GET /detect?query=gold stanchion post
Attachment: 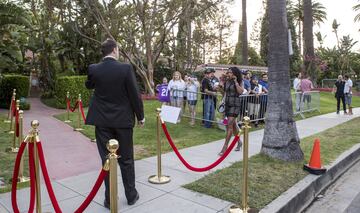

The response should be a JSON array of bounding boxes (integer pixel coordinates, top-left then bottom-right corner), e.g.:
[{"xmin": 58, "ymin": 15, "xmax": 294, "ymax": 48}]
[
  {"xmin": 4, "ymin": 89, "xmax": 16, "ymax": 123},
  {"xmin": 29, "ymin": 120, "xmax": 42, "ymax": 213},
  {"xmin": 107, "ymin": 139, "xmax": 119, "ymax": 213},
  {"xmin": 148, "ymin": 108, "xmax": 170, "ymax": 184},
  {"xmin": 18, "ymin": 110, "xmax": 30, "ymax": 183},
  {"xmin": 74, "ymin": 94, "xmax": 83, "ymax": 131},
  {"xmin": 65, "ymin": 91, "xmax": 71, "ymax": 123},
  {"xmin": 7, "ymin": 100, "xmax": 20, "ymax": 153},
  {"xmin": 229, "ymin": 116, "xmax": 257, "ymax": 213},
  {"xmin": 8, "ymin": 90, "xmax": 16, "ymax": 133}
]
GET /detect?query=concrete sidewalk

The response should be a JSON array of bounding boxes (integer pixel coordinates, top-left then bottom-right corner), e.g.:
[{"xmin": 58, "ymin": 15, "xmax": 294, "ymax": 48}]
[{"xmin": 0, "ymin": 106, "xmax": 359, "ymax": 212}]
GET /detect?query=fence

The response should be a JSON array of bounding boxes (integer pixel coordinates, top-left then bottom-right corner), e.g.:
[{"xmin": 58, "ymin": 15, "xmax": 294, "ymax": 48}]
[
  {"xmin": 321, "ymin": 79, "xmax": 337, "ymax": 88},
  {"xmin": 321, "ymin": 78, "xmax": 360, "ymax": 91},
  {"xmin": 293, "ymin": 91, "xmax": 320, "ymax": 118},
  {"xmin": 170, "ymin": 89, "xmax": 320, "ymax": 128}
]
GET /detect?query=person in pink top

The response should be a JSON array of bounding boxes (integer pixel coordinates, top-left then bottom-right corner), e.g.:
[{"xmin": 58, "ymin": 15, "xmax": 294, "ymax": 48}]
[{"xmin": 300, "ymin": 74, "xmax": 314, "ymax": 109}]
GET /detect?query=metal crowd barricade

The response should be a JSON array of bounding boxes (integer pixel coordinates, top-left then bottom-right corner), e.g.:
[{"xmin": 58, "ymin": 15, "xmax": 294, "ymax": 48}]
[
  {"xmin": 171, "ymin": 89, "xmax": 269, "ymax": 126},
  {"xmin": 171, "ymin": 89, "xmax": 223, "ymax": 124},
  {"xmin": 170, "ymin": 89, "xmax": 320, "ymax": 127},
  {"xmin": 321, "ymin": 79, "xmax": 337, "ymax": 88},
  {"xmin": 293, "ymin": 91, "xmax": 320, "ymax": 118}
]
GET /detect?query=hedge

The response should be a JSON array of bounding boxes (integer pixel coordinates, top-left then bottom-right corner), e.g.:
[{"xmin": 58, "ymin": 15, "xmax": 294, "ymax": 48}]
[
  {"xmin": 54, "ymin": 76, "xmax": 92, "ymax": 108},
  {"xmin": 0, "ymin": 75, "xmax": 30, "ymax": 108}
]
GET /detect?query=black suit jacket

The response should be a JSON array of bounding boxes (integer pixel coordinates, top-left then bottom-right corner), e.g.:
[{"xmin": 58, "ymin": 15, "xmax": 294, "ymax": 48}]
[{"xmin": 85, "ymin": 57, "xmax": 144, "ymax": 128}]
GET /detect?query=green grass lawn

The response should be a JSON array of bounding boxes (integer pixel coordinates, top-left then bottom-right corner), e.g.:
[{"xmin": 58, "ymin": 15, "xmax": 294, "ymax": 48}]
[
  {"xmin": 54, "ymin": 100, "xmax": 225, "ymax": 160},
  {"xmin": 184, "ymin": 117, "xmax": 360, "ymax": 210},
  {"xmin": 0, "ymin": 114, "xmax": 29, "ymax": 193}
]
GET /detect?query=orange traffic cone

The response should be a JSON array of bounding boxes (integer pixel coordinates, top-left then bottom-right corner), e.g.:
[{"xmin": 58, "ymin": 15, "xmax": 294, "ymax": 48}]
[{"xmin": 303, "ymin": 138, "xmax": 327, "ymax": 175}]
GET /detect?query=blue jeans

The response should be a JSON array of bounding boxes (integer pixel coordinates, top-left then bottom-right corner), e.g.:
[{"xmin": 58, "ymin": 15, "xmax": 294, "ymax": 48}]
[{"xmin": 204, "ymin": 98, "xmax": 214, "ymax": 128}]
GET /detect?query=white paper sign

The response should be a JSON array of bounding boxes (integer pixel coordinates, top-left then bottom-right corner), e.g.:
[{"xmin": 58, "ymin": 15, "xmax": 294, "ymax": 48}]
[{"xmin": 160, "ymin": 105, "xmax": 181, "ymax": 124}]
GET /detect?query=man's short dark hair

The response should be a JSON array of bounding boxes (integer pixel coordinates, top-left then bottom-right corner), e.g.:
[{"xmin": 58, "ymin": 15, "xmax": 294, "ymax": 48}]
[
  {"xmin": 101, "ymin": 39, "xmax": 117, "ymax": 57},
  {"xmin": 344, "ymin": 74, "xmax": 349, "ymax": 79},
  {"xmin": 261, "ymin": 73, "xmax": 268, "ymax": 77}
]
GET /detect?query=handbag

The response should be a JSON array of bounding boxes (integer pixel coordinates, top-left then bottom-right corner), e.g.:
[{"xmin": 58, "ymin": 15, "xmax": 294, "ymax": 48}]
[{"xmin": 217, "ymin": 95, "xmax": 226, "ymax": 113}]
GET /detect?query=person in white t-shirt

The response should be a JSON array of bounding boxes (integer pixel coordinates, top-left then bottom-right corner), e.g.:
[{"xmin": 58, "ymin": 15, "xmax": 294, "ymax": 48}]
[
  {"xmin": 293, "ymin": 72, "xmax": 302, "ymax": 111},
  {"xmin": 344, "ymin": 75, "xmax": 353, "ymax": 115},
  {"xmin": 186, "ymin": 76, "xmax": 200, "ymax": 126},
  {"xmin": 248, "ymin": 76, "xmax": 263, "ymax": 127},
  {"xmin": 168, "ymin": 71, "xmax": 186, "ymax": 117}
]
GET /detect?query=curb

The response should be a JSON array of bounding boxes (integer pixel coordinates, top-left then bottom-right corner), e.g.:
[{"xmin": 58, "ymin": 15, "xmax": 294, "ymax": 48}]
[{"xmin": 260, "ymin": 143, "xmax": 360, "ymax": 213}]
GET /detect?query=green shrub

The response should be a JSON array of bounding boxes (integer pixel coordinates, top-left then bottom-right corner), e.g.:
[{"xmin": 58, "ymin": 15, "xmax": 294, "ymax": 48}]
[
  {"xmin": 20, "ymin": 102, "xmax": 31, "ymax": 110},
  {"xmin": 0, "ymin": 75, "xmax": 30, "ymax": 108},
  {"xmin": 54, "ymin": 76, "xmax": 92, "ymax": 108}
]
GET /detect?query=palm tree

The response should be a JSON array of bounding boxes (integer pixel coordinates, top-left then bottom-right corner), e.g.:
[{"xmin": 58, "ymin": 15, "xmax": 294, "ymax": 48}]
[
  {"xmin": 261, "ymin": 0, "xmax": 303, "ymax": 161},
  {"xmin": 241, "ymin": 0, "xmax": 248, "ymax": 65},
  {"xmin": 0, "ymin": 2, "xmax": 31, "ymax": 28},
  {"xmin": 288, "ymin": 0, "xmax": 327, "ymax": 54},
  {"xmin": 303, "ymin": 0, "xmax": 316, "ymax": 82},
  {"xmin": 353, "ymin": 1, "xmax": 360, "ymax": 22}
]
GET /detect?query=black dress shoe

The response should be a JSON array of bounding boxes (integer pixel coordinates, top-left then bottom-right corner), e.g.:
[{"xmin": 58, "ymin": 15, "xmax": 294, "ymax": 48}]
[
  {"xmin": 128, "ymin": 193, "xmax": 139, "ymax": 205},
  {"xmin": 104, "ymin": 199, "xmax": 110, "ymax": 209}
]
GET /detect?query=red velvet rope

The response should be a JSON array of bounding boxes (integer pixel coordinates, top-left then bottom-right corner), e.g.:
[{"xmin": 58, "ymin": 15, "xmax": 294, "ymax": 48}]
[
  {"xmin": 12, "ymin": 100, "xmax": 16, "ymax": 116},
  {"xmin": 12, "ymin": 140, "xmax": 107, "ymax": 213},
  {"xmin": 28, "ymin": 143, "xmax": 36, "ymax": 213},
  {"xmin": 161, "ymin": 122, "xmax": 240, "ymax": 172},
  {"xmin": 11, "ymin": 142, "xmax": 27, "ymax": 213},
  {"xmin": 74, "ymin": 169, "xmax": 108, "ymax": 213},
  {"xmin": 15, "ymin": 109, "xmax": 19, "ymax": 137},
  {"xmin": 79, "ymin": 101, "xmax": 86, "ymax": 123},
  {"xmin": 36, "ymin": 142, "xmax": 62, "ymax": 213},
  {"xmin": 67, "ymin": 99, "xmax": 79, "ymax": 113}
]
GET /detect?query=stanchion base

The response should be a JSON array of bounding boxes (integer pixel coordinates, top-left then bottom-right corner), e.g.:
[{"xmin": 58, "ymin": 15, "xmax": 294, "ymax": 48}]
[
  {"xmin": 8, "ymin": 130, "xmax": 14, "ymax": 134},
  {"xmin": 3, "ymin": 120, "xmax": 11, "ymax": 123},
  {"xmin": 17, "ymin": 176, "xmax": 30, "ymax": 183},
  {"xmin": 91, "ymin": 139, "xmax": 96, "ymax": 143},
  {"xmin": 229, "ymin": 206, "xmax": 259, "ymax": 213},
  {"xmin": 148, "ymin": 175, "xmax": 171, "ymax": 184},
  {"xmin": 74, "ymin": 128, "xmax": 84, "ymax": 131},
  {"xmin": 64, "ymin": 120, "xmax": 72, "ymax": 123},
  {"xmin": 6, "ymin": 147, "xmax": 19, "ymax": 153}
]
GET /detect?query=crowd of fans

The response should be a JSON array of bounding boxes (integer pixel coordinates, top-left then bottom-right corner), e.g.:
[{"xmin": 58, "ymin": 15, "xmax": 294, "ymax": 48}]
[
  {"xmin": 155, "ymin": 67, "xmax": 354, "ymax": 155},
  {"xmin": 155, "ymin": 68, "xmax": 271, "ymax": 128}
]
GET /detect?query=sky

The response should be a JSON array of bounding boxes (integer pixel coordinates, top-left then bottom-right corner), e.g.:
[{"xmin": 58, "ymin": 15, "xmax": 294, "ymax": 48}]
[{"xmin": 228, "ymin": 0, "xmax": 360, "ymax": 51}]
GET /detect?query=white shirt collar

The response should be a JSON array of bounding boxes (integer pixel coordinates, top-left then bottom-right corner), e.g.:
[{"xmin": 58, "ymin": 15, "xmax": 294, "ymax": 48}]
[{"xmin": 103, "ymin": 55, "xmax": 117, "ymax": 60}]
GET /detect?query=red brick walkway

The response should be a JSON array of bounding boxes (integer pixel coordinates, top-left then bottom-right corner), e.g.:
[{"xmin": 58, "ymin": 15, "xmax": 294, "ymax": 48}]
[{"xmin": 20, "ymin": 98, "xmax": 101, "ymax": 180}]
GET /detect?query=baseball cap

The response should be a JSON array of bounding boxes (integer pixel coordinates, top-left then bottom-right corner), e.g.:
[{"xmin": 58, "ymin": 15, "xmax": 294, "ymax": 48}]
[
  {"xmin": 241, "ymin": 69, "xmax": 249, "ymax": 75},
  {"xmin": 204, "ymin": 69, "xmax": 212, "ymax": 74}
]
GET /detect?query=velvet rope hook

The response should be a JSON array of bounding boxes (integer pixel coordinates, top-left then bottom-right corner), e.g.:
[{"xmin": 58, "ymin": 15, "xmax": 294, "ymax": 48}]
[{"xmin": 161, "ymin": 122, "xmax": 240, "ymax": 172}]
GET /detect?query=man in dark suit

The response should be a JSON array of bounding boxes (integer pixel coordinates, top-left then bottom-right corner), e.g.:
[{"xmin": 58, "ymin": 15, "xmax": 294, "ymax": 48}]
[{"xmin": 85, "ymin": 39, "xmax": 144, "ymax": 208}]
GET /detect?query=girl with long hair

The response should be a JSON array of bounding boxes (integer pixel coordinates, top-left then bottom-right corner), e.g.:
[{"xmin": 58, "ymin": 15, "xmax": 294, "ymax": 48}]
[
  {"xmin": 168, "ymin": 71, "xmax": 186, "ymax": 120},
  {"xmin": 219, "ymin": 67, "xmax": 244, "ymax": 155}
]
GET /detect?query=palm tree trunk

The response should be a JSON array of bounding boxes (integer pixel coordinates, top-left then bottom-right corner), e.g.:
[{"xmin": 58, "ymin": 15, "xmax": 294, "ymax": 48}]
[
  {"xmin": 260, "ymin": 0, "xmax": 303, "ymax": 162},
  {"xmin": 303, "ymin": 0, "xmax": 317, "ymax": 84},
  {"xmin": 241, "ymin": 0, "xmax": 248, "ymax": 65}
]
